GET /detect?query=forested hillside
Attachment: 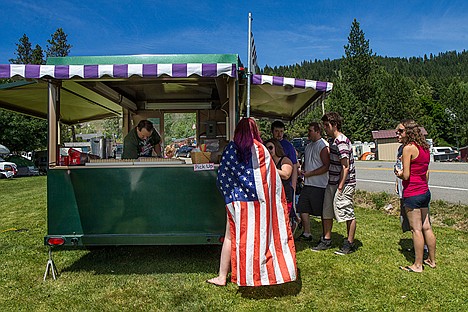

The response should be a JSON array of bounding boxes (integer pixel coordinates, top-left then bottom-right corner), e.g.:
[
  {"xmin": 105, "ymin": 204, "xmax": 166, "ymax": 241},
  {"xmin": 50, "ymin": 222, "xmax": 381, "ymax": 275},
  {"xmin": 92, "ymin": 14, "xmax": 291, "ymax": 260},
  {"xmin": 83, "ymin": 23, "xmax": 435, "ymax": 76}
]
[
  {"xmin": 1, "ymin": 21, "xmax": 467, "ymax": 152},
  {"xmin": 262, "ymin": 25, "xmax": 468, "ymax": 147}
]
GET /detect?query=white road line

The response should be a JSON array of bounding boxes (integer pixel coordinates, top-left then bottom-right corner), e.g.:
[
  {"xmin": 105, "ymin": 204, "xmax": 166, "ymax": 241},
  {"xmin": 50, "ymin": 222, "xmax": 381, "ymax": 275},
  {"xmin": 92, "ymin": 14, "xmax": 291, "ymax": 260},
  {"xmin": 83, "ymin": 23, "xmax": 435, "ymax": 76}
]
[{"xmin": 357, "ymin": 179, "xmax": 468, "ymax": 192}]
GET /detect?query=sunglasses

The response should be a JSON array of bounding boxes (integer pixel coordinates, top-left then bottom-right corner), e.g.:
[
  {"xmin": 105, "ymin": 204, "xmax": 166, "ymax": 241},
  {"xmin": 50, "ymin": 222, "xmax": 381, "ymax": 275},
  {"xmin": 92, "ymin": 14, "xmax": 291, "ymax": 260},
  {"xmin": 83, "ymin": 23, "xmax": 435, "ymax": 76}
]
[
  {"xmin": 395, "ymin": 129, "xmax": 405, "ymax": 135},
  {"xmin": 266, "ymin": 145, "xmax": 274, "ymax": 150}
]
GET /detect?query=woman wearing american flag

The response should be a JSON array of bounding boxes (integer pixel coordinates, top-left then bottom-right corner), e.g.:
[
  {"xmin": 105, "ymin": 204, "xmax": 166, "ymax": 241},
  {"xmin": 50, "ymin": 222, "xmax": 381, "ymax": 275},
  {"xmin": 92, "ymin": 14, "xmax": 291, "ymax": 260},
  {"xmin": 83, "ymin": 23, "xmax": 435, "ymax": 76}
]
[{"xmin": 206, "ymin": 118, "xmax": 297, "ymax": 287}]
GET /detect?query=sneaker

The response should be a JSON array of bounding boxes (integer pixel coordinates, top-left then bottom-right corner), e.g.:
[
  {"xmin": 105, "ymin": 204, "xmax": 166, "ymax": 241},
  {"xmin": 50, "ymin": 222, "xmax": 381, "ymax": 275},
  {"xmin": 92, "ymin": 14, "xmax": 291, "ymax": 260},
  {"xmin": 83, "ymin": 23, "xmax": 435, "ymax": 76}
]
[
  {"xmin": 334, "ymin": 239, "xmax": 355, "ymax": 255},
  {"xmin": 311, "ymin": 237, "xmax": 332, "ymax": 252},
  {"xmin": 296, "ymin": 233, "xmax": 313, "ymax": 242}
]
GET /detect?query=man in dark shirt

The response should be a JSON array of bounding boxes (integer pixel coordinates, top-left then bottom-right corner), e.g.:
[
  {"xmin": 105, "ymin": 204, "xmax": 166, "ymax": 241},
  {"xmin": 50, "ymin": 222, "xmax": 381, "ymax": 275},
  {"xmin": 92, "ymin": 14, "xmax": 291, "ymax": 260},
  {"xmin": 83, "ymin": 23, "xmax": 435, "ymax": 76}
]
[
  {"xmin": 122, "ymin": 120, "xmax": 162, "ymax": 159},
  {"xmin": 271, "ymin": 120, "xmax": 298, "ymax": 191}
]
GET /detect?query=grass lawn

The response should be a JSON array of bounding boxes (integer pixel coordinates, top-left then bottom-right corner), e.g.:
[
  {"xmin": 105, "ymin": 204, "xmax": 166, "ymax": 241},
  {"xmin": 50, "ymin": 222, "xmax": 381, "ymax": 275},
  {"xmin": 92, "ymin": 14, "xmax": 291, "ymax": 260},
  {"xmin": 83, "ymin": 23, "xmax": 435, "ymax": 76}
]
[{"xmin": 0, "ymin": 176, "xmax": 467, "ymax": 311}]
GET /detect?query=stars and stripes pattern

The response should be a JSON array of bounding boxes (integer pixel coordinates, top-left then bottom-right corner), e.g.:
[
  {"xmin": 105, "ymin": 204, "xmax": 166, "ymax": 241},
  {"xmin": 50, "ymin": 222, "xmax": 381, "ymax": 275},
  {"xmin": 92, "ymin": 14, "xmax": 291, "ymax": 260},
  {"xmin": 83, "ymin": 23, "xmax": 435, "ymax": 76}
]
[
  {"xmin": 250, "ymin": 32, "xmax": 258, "ymax": 74},
  {"xmin": 217, "ymin": 140, "xmax": 297, "ymax": 286}
]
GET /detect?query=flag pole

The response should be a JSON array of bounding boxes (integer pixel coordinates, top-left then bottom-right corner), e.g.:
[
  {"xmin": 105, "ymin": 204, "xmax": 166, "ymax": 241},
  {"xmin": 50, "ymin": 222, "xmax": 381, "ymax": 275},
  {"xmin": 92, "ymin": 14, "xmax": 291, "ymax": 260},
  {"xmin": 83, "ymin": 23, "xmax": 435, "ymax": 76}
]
[{"xmin": 246, "ymin": 12, "xmax": 252, "ymax": 118}]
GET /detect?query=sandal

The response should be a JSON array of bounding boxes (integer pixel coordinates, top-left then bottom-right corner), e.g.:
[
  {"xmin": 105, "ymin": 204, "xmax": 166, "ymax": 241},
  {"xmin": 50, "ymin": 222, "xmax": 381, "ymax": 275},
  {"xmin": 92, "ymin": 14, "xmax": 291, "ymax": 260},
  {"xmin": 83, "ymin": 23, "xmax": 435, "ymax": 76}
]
[
  {"xmin": 399, "ymin": 265, "xmax": 423, "ymax": 273},
  {"xmin": 423, "ymin": 259, "xmax": 436, "ymax": 268}
]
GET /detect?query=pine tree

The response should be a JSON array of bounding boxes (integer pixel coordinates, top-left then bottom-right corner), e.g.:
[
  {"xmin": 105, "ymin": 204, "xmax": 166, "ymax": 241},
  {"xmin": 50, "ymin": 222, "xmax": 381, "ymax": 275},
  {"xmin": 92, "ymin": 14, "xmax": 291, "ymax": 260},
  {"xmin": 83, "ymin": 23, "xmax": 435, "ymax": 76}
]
[
  {"xmin": 46, "ymin": 28, "xmax": 72, "ymax": 57},
  {"xmin": 327, "ymin": 19, "xmax": 378, "ymax": 141},
  {"xmin": 2, "ymin": 30, "xmax": 73, "ymax": 152},
  {"xmin": 9, "ymin": 34, "xmax": 45, "ymax": 65},
  {"xmin": 31, "ymin": 44, "xmax": 45, "ymax": 65},
  {"xmin": 342, "ymin": 18, "xmax": 376, "ymax": 103},
  {"xmin": 9, "ymin": 34, "xmax": 33, "ymax": 64}
]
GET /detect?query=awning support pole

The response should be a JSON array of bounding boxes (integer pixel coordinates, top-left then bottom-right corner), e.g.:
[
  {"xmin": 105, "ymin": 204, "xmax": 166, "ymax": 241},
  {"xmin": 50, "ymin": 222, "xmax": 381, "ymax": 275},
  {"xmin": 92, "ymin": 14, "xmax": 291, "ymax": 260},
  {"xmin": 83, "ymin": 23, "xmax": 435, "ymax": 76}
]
[
  {"xmin": 246, "ymin": 12, "xmax": 253, "ymax": 118},
  {"xmin": 47, "ymin": 81, "xmax": 61, "ymax": 168},
  {"xmin": 321, "ymin": 93, "xmax": 326, "ymax": 116}
]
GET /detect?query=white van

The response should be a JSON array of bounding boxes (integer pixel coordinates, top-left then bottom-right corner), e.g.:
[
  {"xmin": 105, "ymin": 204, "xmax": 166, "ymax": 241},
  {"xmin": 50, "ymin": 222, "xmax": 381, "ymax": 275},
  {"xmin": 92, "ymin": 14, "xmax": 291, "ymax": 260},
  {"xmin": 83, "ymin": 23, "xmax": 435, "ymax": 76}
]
[{"xmin": 0, "ymin": 157, "xmax": 18, "ymax": 178}]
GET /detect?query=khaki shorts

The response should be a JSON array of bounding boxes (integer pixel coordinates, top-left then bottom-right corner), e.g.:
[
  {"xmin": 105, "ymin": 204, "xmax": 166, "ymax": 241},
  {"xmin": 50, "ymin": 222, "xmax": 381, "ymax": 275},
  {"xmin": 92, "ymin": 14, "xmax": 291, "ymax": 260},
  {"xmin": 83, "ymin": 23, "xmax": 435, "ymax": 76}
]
[{"xmin": 322, "ymin": 184, "xmax": 355, "ymax": 222}]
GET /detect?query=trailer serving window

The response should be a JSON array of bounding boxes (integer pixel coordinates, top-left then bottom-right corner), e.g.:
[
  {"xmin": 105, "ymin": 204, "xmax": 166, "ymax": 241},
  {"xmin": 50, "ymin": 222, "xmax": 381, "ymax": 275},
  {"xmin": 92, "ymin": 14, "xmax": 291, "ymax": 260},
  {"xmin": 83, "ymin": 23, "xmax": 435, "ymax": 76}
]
[{"xmin": 0, "ymin": 54, "xmax": 332, "ymax": 249}]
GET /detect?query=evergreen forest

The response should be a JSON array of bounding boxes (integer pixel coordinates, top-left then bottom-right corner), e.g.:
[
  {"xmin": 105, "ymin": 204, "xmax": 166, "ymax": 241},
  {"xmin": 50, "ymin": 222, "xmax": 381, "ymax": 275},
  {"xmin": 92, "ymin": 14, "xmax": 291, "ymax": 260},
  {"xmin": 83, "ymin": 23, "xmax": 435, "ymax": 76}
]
[
  {"xmin": 262, "ymin": 20, "xmax": 468, "ymax": 148},
  {"xmin": 1, "ymin": 20, "xmax": 467, "ymax": 152}
]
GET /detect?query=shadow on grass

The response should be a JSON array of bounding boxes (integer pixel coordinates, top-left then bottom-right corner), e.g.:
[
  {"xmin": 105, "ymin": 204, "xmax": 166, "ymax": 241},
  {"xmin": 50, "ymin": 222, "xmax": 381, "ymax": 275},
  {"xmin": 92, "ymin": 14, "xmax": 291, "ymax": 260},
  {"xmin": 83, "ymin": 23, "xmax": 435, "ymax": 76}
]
[
  {"xmin": 294, "ymin": 218, "xmax": 352, "ymax": 251},
  {"xmin": 60, "ymin": 245, "xmax": 222, "ymax": 274},
  {"xmin": 237, "ymin": 268, "xmax": 302, "ymax": 299},
  {"xmin": 398, "ymin": 238, "xmax": 415, "ymax": 262}
]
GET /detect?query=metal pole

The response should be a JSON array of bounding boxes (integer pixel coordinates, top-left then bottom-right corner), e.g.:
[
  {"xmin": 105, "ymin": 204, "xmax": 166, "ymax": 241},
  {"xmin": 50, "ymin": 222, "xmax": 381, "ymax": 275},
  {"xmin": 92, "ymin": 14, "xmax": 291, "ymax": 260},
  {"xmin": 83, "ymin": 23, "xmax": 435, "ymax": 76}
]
[
  {"xmin": 321, "ymin": 93, "xmax": 325, "ymax": 116},
  {"xmin": 48, "ymin": 81, "xmax": 60, "ymax": 167},
  {"xmin": 246, "ymin": 12, "xmax": 252, "ymax": 118}
]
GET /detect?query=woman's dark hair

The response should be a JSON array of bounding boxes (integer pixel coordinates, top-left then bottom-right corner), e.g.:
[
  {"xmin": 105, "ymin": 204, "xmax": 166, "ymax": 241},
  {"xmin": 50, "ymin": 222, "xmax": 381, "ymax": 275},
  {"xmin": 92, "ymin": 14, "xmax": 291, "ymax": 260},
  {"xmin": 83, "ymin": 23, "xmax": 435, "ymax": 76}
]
[
  {"xmin": 264, "ymin": 138, "xmax": 286, "ymax": 157},
  {"xmin": 234, "ymin": 118, "xmax": 262, "ymax": 163},
  {"xmin": 321, "ymin": 112, "xmax": 343, "ymax": 131},
  {"xmin": 400, "ymin": 119, "xmax": 429, "ymax": 150}
]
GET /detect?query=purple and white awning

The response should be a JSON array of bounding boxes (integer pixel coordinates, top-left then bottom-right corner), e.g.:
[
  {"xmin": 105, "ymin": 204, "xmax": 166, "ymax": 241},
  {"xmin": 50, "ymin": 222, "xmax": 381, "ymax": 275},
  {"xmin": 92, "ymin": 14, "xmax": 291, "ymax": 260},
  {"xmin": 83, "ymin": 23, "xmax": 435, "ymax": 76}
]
[
  {"xmin": 252, "ymin": 74, "xmax": 333, "ymax": 92},
  {"xmin": 0, "ymin": 63, "xmax": 237, "ymax": 79}
]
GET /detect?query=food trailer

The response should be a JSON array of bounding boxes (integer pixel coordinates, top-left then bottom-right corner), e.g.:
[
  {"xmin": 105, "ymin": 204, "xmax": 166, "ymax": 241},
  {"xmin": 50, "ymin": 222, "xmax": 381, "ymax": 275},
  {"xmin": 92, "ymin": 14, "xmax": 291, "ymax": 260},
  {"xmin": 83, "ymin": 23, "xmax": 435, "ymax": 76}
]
[{"xmin": 0, "ymin": 54, "xmax": 332, "ymax": 275}]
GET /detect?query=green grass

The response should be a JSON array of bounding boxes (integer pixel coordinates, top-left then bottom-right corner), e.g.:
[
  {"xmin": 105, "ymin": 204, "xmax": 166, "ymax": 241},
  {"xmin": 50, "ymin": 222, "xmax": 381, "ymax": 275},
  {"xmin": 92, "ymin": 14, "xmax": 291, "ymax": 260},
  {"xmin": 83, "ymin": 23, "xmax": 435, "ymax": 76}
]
[{"xmin": 1, "ymin": 176, "xmax": 467, "ymax": 311}]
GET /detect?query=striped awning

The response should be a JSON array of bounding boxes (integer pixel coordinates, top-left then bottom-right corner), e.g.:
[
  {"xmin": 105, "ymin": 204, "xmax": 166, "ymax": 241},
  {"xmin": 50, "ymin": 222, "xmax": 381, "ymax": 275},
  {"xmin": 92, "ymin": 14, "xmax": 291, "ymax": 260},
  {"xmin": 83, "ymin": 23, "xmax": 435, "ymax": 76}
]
[
  {"xmin": 252, "ymin": 74, "xmax": 333, "ymax": 92},
  {"xmin": 0, "ymin": 63, "xmax": 237, "ymax": 80}
]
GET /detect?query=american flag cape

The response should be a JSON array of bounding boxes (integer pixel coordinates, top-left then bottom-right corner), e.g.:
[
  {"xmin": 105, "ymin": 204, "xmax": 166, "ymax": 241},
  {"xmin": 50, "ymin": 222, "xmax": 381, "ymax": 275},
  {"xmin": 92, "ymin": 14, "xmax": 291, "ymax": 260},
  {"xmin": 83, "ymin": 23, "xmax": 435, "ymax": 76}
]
[{"xmin": 217, "ymin": 140, "xmax": 297, "ymax": 286}]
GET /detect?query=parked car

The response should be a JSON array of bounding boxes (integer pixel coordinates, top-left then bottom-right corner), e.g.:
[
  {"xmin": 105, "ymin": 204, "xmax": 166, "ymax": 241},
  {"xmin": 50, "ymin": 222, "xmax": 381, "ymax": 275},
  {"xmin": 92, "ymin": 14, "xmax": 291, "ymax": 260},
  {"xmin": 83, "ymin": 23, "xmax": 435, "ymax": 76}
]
[
  {"xmin": 5, "ymin": 155, "xmax": 39, "ymax": 176},
  {"xmin": 175, "ymin": 145, "xmax": 194, "ymax": 158},
  {"xmin": 32, "ymin": 150, "xmax": 48, "ymax": 174},
  {"xmin": 291, "ymin": 137, "xmax": 310, "ymax": 163},
  {"xmin": 0, "ymin": 157, "xmax": 18, "ymax": 179},
  {"xmin": 431, "ymin": 146, "xmax": 459, "ymax": 162}
]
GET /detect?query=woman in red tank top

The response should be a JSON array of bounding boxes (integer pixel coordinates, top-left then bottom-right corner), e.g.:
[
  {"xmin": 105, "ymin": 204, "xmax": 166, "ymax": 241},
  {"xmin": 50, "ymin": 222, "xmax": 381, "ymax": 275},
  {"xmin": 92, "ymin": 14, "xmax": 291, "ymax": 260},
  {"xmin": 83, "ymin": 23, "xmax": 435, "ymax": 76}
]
[{"xmin": 395, "ymin": 119, "xmax": 436, "ymax": 272}]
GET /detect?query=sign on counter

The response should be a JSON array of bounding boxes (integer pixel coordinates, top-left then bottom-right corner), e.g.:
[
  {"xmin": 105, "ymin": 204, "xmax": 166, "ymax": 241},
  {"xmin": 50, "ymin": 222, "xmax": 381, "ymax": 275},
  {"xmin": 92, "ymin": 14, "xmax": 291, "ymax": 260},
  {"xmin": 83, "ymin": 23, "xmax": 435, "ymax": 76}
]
[{"xmin": 193, "ymin": 163, "xmax": 215, "ymax": 171}]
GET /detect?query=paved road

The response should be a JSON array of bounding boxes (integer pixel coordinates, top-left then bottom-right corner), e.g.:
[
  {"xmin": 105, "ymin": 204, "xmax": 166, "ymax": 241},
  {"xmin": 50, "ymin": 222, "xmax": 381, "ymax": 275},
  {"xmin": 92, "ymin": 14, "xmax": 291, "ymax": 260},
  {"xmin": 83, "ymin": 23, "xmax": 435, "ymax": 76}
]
[{"xmin": 354, "ymin": 161, "xmax": 468, "ymax": 204}]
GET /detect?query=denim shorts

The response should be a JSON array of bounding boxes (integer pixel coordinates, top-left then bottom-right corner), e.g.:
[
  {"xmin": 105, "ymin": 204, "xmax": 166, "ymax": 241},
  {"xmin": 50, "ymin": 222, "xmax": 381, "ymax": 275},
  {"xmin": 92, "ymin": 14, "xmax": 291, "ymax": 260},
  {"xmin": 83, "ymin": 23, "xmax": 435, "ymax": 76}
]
[{"xmin": 403, "ymin": 190, "xmax": 431, "ymax": 209}]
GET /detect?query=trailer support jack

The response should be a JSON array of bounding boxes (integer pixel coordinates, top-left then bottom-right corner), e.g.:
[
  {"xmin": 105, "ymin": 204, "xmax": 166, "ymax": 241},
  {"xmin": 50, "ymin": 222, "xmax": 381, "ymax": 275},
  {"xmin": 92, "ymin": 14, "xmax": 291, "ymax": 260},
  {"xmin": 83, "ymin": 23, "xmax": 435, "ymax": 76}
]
[{"xmin": 43, "ymin": 247, "xmax": 58, "ymax": 281}]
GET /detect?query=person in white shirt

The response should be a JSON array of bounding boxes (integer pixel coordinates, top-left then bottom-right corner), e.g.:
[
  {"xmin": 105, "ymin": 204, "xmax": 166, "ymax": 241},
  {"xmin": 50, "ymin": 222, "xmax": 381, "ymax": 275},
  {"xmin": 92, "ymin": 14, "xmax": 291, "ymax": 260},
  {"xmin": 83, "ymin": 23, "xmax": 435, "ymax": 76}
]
[{"xmin": 296, "ymin": 122, "xmax": 330, "ymax": 241}]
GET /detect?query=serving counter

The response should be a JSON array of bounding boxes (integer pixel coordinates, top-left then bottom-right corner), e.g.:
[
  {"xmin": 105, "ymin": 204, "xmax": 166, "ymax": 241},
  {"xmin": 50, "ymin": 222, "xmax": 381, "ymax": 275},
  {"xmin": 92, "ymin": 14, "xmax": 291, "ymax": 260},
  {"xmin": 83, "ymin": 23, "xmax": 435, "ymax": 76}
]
[{"xmin": 46, "ymin": 160, "xmax": 225, "ymax": 246}]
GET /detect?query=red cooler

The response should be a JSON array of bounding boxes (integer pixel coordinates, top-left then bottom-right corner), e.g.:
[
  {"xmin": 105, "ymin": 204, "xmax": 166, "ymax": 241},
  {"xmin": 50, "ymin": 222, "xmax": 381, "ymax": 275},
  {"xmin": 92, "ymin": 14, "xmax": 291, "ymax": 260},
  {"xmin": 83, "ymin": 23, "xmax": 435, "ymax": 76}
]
[{"xmin": 68, "ymin": 148, "xmax": 82, "ymax": 165}]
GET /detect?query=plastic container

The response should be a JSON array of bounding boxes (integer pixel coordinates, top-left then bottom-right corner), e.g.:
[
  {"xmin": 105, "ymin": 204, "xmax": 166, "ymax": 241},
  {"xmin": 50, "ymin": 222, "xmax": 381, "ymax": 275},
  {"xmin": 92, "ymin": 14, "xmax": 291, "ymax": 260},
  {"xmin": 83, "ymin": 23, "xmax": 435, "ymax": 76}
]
[{"xmin": 68, "ymin": 148, "xmax": 85, "ymax": 165}]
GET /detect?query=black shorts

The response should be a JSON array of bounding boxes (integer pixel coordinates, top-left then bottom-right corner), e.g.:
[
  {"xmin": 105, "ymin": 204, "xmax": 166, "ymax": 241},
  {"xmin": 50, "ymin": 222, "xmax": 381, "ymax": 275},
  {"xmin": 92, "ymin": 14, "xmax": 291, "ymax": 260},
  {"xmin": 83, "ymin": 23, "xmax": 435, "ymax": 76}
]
[
  {"xmin": 297, "ymin": 185, "xmax": 326, "ymax": 216},
  {"xmin": 403, "ymin": 190, "xmax": 431, "ymax": 209}
]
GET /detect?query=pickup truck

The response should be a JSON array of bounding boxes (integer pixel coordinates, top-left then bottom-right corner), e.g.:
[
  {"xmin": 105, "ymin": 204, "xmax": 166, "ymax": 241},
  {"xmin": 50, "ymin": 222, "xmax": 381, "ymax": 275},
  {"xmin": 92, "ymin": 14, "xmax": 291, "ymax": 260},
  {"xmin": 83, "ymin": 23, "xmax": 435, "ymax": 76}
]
[{"xmin": 431, "ymin": 146, "xmax": 459, "ymax": 162}]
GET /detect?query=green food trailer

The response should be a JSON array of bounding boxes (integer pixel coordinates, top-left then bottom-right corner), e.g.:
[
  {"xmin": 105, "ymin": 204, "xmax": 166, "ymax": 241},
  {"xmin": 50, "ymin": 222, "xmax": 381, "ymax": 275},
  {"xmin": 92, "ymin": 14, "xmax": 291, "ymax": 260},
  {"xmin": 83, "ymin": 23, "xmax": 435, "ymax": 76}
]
[{"xmin": 0, "ymin": 54, "xmax": 332, "ymax": 277}]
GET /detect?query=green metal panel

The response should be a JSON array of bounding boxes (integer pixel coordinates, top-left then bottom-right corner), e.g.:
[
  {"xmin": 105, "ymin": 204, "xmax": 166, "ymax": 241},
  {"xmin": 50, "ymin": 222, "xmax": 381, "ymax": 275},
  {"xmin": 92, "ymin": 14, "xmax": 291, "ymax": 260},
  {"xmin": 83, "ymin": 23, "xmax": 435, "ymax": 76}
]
[
  {"xmin": 46, "ymin": 166, "xmax": 226, "ymax": 246},
  {"xmin": 46, "ymin": 54, "xmax": 241, "ymax": 66},
  {"xmin": 0, "ymin": 80, "xmax": 122, "ymax": 124}
]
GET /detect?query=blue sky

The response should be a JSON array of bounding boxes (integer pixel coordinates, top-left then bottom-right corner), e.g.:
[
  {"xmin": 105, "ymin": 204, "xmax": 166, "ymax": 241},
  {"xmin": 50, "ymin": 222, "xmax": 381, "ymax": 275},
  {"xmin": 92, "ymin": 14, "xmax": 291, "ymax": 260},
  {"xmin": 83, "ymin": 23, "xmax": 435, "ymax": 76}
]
[{"xmin": 1, "ymin": 0, "xmax": 467, "ymax": 67}]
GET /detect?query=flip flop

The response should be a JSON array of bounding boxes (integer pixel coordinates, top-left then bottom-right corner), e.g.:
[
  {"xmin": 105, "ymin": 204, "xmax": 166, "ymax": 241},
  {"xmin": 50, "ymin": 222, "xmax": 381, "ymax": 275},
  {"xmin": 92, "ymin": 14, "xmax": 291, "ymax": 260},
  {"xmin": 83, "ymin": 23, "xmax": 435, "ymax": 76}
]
[
  {"xmin": 423, "ymin": 259, "xmax": 436, "ymax": 268},
  {"xmin": 205, "ymin": 279, "xmax": 226, "ymax": 287},
  {"xmin": 399, "ymin": 265, "xmax": 423, "ymax": 273}
]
